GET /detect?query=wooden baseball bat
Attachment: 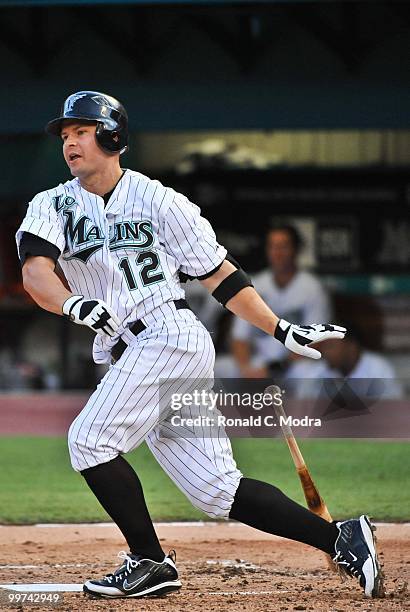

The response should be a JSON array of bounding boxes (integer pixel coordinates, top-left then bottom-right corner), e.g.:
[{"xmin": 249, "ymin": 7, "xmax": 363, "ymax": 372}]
[{"xmin": 265, "ymin": 385, "xmax": 336, "ymax": 570}]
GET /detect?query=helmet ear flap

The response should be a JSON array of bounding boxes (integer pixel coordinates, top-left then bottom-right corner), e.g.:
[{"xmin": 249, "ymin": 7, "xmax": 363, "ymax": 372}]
[{"xmin": 95, "ymin": 123, "xmax": 126, "ymax": 154}]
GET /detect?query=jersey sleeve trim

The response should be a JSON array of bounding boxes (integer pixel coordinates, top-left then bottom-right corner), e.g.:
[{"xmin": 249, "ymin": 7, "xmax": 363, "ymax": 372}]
[
  {"xmin": 16, "ymin": 215, "xmax": 66, "ymax": 260},
  {"xmin": 18, "ymin": 232, "xmax": 61, "ymax": 266},
  {"xmin": 195, "ymin": 259, "xmax": 225, "ymax": 280}
]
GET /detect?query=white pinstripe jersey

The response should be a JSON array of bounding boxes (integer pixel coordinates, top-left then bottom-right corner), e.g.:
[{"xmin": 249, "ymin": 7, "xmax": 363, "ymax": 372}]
[{"xmin": 16, "ymin": 168, "xmax": 226, "ymax": 335}]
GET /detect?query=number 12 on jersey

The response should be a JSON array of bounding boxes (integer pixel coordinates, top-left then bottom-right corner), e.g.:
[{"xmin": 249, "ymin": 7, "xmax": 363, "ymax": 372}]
[{"xmin": 119, "ymin": 252, "xmax": 165, "ymax": 289}]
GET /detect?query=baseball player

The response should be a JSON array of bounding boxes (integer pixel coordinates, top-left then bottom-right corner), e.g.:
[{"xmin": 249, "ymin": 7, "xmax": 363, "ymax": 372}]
[{"xmin": 16, "ymin": 91, "xmax": 383, "ymax": 599}]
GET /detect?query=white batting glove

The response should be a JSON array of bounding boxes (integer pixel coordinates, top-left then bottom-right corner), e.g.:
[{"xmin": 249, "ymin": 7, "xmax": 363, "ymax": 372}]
[
  {"xmin": 62, "ymin": 295, "xmax": 121, "ymax": 339},
  {"xmin": 274, "ymin": 319, "xmax": 347, "ymax": 359}
]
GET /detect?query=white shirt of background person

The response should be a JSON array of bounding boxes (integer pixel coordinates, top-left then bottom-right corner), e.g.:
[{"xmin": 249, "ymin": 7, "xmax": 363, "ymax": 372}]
[
  {"xmin": 286, "ymin": 338, "xmax": 403, "ymax": 400},
  {"xmin": 230, "ymin": 225, "xmax": 330, "ymax": 378}
]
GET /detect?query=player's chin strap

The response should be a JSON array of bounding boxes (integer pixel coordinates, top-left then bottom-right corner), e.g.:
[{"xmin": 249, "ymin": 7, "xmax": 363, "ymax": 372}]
[{"xmin": 211, "ymin": 254, "xmax": 253, "ymax": 307}]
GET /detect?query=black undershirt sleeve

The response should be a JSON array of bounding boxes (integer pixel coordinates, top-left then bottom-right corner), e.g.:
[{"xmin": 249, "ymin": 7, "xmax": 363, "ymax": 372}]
[{"xmin": 19, "ymin": 232, "xmax": 61, "ymax": 266}]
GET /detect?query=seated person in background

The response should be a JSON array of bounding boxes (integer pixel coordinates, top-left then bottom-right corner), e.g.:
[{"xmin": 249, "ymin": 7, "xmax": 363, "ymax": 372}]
[
  {"xmin": 230, "ymin": 223, "xmax": 330, "ymax": 378},
  {"xmin": 287, "ymin": 322, "xmax": 403, "ymax": 400}
]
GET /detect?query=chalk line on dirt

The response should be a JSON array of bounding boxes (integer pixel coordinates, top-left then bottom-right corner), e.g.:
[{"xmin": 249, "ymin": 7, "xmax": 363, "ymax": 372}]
[
  {"xmin": 0, "ymin": 564, "xmax": 89, "ymax": 569},
  {"xmin": 0, "ymin": 584, "xmax": 290, "ymax": 596},
  {"xmin": 0, "ymin": 521, "xmax": 405, "ymax": 528},
  {"xmin": 205, "ymin": 590, "xmax": 291, "ymax": 596},
  {"xmin": 0, "ymin": 559, "xmax": 261, "ymax": 570},
  {"xmin": 0, "ymin": 584, "xmax": 83, "ymax": 592}
]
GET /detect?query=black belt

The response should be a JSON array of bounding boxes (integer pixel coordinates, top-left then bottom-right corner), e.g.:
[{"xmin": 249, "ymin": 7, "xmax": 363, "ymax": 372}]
[{"xmin": 111, "ymin": 299, "xmax": 191, "ymax": 363}]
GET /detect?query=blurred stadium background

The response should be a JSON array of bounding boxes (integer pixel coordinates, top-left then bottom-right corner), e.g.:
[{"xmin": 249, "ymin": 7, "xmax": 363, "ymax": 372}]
[
  {"xmin": 0, "ymin": 0, "xmax": 408, "ymax": 522},
  {"xmin": 1, "ymin": 0, "xmax": 409, "ymax": 391}
]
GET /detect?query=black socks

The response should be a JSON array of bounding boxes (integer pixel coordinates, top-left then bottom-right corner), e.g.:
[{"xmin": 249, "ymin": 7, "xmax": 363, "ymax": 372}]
[
  {"xmin": 81, "ymin": 455, "xmax": 165, "ymax": 562},
  {"xmin": 229, "ymin": 477, "xmax": 338, "ymax": 555},
  {"xmin": 81, "ymin": 461, "xmax": 338, "ymax": 560}
]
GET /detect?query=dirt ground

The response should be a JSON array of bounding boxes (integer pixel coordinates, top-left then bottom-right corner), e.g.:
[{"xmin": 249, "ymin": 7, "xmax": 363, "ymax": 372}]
[{"xmin": 0, "ymin": 522, "xmax": 408, "ymax": 612}]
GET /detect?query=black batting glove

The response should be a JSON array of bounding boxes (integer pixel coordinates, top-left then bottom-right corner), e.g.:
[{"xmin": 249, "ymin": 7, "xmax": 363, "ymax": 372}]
[
  {"xmin": 274, "ymin": 319, "xmax": 347, "ymax": 359},
  {"xmin": 62, "ymin": 295, "xmax": 121, "ymax": 339}
]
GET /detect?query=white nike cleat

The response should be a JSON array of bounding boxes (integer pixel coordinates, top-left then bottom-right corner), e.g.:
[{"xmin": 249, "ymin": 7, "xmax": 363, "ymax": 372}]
[
  {"xmin": 333, "ymin": 515, "xmax": 385, "ymax": 598},
  {"xmin": 83, "ymin": 550, "xmax": 181, "ymax": 598}
]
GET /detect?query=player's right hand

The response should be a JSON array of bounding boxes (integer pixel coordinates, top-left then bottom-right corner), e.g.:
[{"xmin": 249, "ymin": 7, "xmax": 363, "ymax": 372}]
[
  {"xmin": 274, "ymin": 319, "xmax": 347, "ymax": 359},
  {"xmin": 62, "ymin": 295, "xmax": 121, "ymax": 338}
]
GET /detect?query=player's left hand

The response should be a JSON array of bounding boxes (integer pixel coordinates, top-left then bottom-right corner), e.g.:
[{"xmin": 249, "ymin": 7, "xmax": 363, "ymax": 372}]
[
  {"xmin": 62, "ymin": 295, "xmax": 121, "ymax": 339},
  {"xmin": 274, "ymin": 319, "xmax": 347, "ymax": 359}
]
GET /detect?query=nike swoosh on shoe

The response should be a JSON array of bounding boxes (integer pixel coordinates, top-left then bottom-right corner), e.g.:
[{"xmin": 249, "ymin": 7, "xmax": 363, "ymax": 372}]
[{"xmin": 123, "ymin": 572, "xmax": 151, "ymax": 591}]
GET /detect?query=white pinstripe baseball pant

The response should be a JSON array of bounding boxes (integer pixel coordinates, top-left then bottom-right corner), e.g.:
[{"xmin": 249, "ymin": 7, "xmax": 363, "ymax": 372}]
[{"xmin": 68, "ymin": 304, "xmax": 242, "ymax": 519}]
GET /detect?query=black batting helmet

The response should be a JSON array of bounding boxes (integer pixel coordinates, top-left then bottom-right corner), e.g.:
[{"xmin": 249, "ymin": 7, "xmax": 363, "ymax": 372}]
[{"xmin": 45, "ymin": 91, "xmax": 128, "ymax": 154}]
